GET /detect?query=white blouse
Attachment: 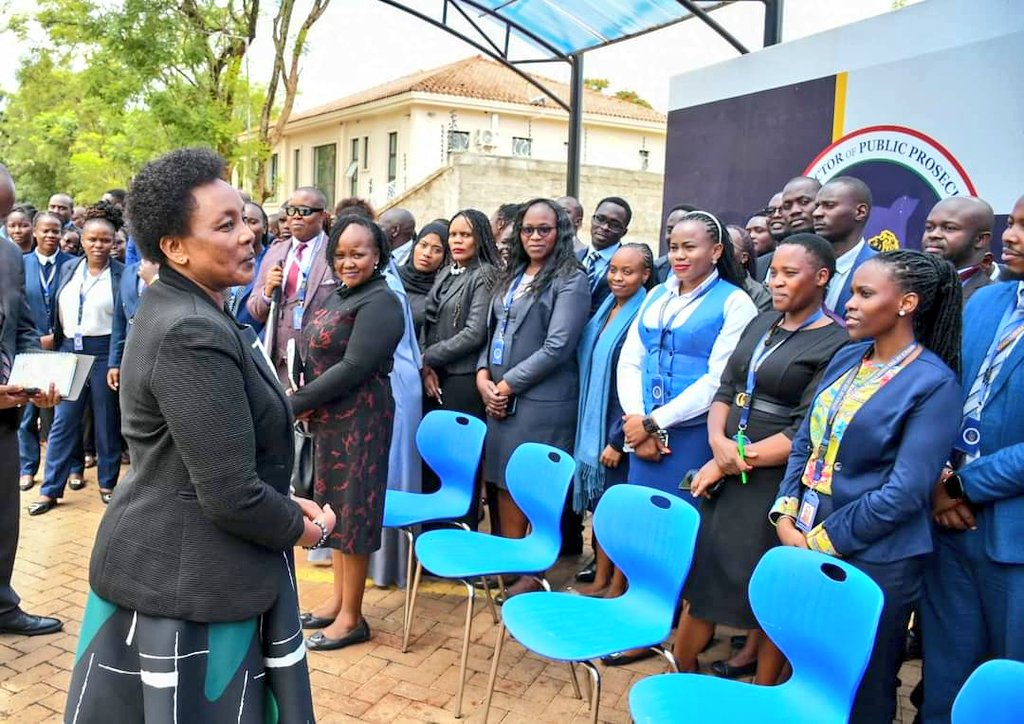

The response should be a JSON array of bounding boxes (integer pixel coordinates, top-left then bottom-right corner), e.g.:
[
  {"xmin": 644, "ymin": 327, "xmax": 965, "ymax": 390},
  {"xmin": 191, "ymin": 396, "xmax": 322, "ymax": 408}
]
[
  {"xmin": 58, "ymin": 261, "xmax": 114, "ymax": 337},
  {"xmin": 617, "ymin": 270, "xmax": 758, "ymax": 429}
]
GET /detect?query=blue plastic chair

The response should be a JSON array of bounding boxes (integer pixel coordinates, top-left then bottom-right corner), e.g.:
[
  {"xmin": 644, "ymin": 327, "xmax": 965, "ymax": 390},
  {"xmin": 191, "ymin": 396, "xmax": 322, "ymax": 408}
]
[
  {"xmin": 481, "ymin": 485, "xmax": 701, "ymax": 723},
  {"xmin": 408, "ymin": 442, "xmax": 576, "ymax": 718},
  {"xmin": 952, "ymin": 659, "xmax": 1024, "ymax": 724},
  {"xmin": 381, "ymin": 410, "xmax": 487, "ymax": 652},
  {"xmin": 629, "ymin": 547, "xmax": 884, "ymax": 724}
]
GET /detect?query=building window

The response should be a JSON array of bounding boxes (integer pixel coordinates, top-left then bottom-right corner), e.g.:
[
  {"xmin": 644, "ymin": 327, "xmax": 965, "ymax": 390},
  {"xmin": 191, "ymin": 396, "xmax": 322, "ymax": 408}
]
[
  {"xmin": 313, "ymin": 143, "xmax": 337, "ymax": 209},
  {"xmin": 387, "ymin": 132, "xmax": 398, "ymax": 183},
  {"xmin": 448, "ymin": 130, "xmax": 470, "ymax": 153},
  {"xmin": 348, "ymin": 139, "xmax": 359, "ymax": 196},
  {"xmin": 639, "ymin": 149, "xmax": 650, "ymax": 171},
  {"xmin": 512, "ymin": 136, "xmax": 533, "ymax": 158},
  {"xmin": 293, "ymin": 148, "xmax": 300, "ymax": 187},
  {"xmin": 362, "ymin": 136, "xmax": 369, "ymax": 170},
  {"xmin": 268, "ymin": 153, "xmax": 279, "ymax": 198}
]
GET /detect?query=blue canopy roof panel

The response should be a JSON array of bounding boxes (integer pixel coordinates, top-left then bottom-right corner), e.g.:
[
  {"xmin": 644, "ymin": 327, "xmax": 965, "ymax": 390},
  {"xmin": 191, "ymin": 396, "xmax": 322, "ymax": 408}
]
[{"xmin": 466, "ymin": 0, "xmax": 730, "ymax": 56}]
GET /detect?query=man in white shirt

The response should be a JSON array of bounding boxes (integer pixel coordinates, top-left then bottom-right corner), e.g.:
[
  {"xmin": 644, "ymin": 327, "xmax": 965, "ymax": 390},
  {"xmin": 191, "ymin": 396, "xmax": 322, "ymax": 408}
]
[
  {"xmin": 812, "ymin": 176, "xmax": 876, "ymax": 315},
  {"xmin": 379, "ymin": 207, "xmax": 416, "ymax": 267}
]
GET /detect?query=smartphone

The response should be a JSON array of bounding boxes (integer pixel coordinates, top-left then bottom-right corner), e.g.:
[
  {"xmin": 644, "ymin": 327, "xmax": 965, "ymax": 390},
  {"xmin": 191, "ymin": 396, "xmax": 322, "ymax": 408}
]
[
  {"xmin": 505, "ymin": 395, "xmax": 518, "ymax": 416},
  {"xmin": 21, "ymin": 387, "xmax": 42, "ymax": 397}
]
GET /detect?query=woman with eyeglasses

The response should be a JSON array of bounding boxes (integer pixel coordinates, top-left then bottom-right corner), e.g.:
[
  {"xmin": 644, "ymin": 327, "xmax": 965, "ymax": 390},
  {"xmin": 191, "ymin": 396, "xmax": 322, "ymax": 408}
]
[
  {"xmin": 477, "ymin": 198, "xmax": 590, "ymax": 598},
  {"xmin": 398, "ymin": 221, "xmax": 449, "ymax": 336}
]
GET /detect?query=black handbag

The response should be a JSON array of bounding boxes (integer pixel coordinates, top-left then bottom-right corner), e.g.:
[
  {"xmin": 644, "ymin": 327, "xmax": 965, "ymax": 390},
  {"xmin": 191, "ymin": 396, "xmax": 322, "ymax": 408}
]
[{"xmin": 291, "ymin": 422, "xmax": 315, "ymax": 500}]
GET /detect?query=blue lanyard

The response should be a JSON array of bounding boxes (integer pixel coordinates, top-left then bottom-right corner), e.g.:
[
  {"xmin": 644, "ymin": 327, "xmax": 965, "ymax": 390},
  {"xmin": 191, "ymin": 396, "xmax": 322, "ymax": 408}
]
[
  {"xmin": 497, "ymin": 273, "xmax": 526, "ymax": 339},
  {"xmin": 77, "ymin": 261, "xmax": 109, "ymax": 331},
  {"xmin": 811, "ymin": 342, "xmax": 917, "ymax": 482},
  {"xmin": 975, "ymin": 302, "xmax": 1024, "ymax": 409},
  {"xmin": 737, "ymin": 309, "xmax": 824, "ymax": 431},
  {"xmin": 655, "ymin": 277, "xmax": 718, "ymax": 369},
  {"xmin": 292, "ymin": 236, "xmax": 321, "ymax": 304}
]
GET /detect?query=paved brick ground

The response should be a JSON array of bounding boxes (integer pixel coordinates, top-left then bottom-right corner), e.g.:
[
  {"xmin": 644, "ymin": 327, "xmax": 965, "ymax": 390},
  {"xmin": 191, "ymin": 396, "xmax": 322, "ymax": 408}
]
[{"xmin": 2, "ymin": 462, "xmax": 922, "ymax": 722}]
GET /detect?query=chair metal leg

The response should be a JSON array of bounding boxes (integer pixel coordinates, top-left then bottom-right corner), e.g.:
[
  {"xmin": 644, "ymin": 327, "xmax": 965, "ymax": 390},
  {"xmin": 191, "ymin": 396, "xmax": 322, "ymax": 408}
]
[
  {"xmin": 652, "ymin": 644, "xmax": 679, "ymax": 672},
  {"xmin": 580, "ymin": 661, "xmax": 602, "ymax": 724},
  {"xmin": 402, "ymin": 560, "xmax": 423, "ymax": 654},
  {"xmin": 481, "ymin": 577, "xmax": 498, "ymax": 623},
  {"xmin": 454, "ymin": 579, "xmax": 476, "ymax": 718},
  {"xmin": 482, "ymin": 619, "xmax": 506, "ymax": 723},
  {"xmin": 532, "ymin": 574, "xmax": 551, "ymax": 592},
  {"xmin": 567, "ymin": 661, "xmax": 583, "ymax": 699},
  {"xmin": 400, "ymin": 528, "xmax": 415, "ymax": 652}
]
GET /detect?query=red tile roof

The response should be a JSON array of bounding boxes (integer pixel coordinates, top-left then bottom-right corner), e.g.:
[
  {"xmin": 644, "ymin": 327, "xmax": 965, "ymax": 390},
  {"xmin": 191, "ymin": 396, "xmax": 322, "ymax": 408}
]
[{"xmin": 288, "ymin": 55, "xmax": 666, "ymax": 125}]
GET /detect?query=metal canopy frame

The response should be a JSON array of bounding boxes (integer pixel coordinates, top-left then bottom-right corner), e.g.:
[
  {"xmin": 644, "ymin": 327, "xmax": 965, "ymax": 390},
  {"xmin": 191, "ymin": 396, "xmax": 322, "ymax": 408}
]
[{"xmin": 377, "ymin": 0, "xmax": 785, "ymax": 197}]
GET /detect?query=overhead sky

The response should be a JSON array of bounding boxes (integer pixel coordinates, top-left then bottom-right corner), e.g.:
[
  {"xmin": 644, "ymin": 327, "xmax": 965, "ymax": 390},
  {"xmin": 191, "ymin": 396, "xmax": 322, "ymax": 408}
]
[{"xmin": 0, "ymin": 0, "xmax": 911, "ymax": 113}]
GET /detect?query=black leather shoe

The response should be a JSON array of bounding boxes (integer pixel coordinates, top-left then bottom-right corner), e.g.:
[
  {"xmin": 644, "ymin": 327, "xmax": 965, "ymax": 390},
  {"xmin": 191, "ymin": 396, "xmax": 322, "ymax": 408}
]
[
  {"xmin": 709, "ymin": 659, "xmax": 758, "ymax": 678},
  {"xmin": 0, "ymin": 611, "xmax": 63, "ymax": 636},
  {"xmin": 305, "ymin": 618, "xmax": 371, "ymax": 651},
  {"xmin": 600, "ymin": 649, "xmax": 657, "ymax": 667},
  {"xmin": 68, "ymin": 478, "xmax": 85, "ymax": 491},
  {"xmin": 574, "ymin": 556, "xmax": 597, "ymax": 583},
  {"xmin": 300, "ymin": 612, "xmax": 335, "ymax": 629},
  {"xmin": 28, "ymin": 499, "xmax": 57, "ymax": 516}
]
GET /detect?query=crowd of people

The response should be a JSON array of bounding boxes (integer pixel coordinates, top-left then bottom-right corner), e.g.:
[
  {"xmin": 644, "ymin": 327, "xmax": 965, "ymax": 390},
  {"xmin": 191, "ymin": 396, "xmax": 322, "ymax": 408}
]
[{"xmin": 0, "ymin": 148, "xmax": 1021, "ymax": 723}]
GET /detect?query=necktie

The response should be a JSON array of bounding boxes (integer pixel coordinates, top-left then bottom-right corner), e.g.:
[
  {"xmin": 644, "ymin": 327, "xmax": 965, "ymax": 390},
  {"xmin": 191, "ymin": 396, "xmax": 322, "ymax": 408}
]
[
  {"xmin": 963, "ymin": 295, "xmax": 1024, "ymax": 424},
  {"xmin": 586, "ymin": 249, "xmax": 602, "ymax": 287},
  {"xmin": 285, "ymin": 242, "xmax": 308, "ymax": 299}
]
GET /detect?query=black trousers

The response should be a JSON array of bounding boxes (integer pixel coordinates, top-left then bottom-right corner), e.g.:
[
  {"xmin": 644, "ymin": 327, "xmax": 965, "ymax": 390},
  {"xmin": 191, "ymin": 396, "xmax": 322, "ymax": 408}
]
[{"xmin": 0, "ymin": 416, "xmax": 23, "ymax": 617}]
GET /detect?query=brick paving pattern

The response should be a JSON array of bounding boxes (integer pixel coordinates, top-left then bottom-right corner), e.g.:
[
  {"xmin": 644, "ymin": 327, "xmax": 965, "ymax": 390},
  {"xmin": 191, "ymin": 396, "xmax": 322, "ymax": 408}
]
[{"xmin": 2, "ymin": 463, "xmax": 922, "ymax": 722}]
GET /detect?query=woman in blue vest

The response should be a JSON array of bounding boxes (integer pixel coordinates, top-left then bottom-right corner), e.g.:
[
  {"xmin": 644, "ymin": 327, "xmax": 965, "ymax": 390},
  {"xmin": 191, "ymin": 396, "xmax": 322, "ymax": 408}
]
[
  {"xmin": 617, "ymin": 210, "xmax": 758, "ymax": 501},
  {"xmin": 771, "ymin": 250, "xmax": 962, "ymax": 723}
]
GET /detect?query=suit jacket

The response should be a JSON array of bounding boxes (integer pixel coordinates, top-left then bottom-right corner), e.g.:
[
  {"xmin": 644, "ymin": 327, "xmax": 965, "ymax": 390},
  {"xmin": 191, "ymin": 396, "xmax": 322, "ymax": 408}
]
[
  {"xmin": 51, "ymin": 257, "xmax": 124, "ymax": 368},
  {"xmin": 776, "ymin": 341, "xmax": 961, "ymax": 563},
  {"xmin": 89, "ymin": 266, "xmax": 304, "ymax": 622},
  {"xmin": 957, "ymin": 282, "xmax": 1024, "ymax": 564},
  {"xmin": 962, "ymin": 267, "xmax": 993, "ymax": 305},
  {"xmin": 110, "ymin": 261, "xmax": 146, "ymax": 368},
  {"xmin": 755, "ymin": 252, "xmax": 774, "ymax": 284},
  {"xmin": 478, "ymin": 269, "xmax": 590, "ymax": 401},
  {"xmin": 832, "ymin": 243, "xmax": 879, "ymax": 314},
  {"xmin": 0, "ymin": 240, "xmax": 41, "ymax": 427},
  {"xmin": 421, "ymin": 262, "xmax": 495, "ymax": 376},
  {"xmin": 576, "ymin": 247, "xmax": 612, "ymax": 314},
  {"xmin": 23, "ymin": 250, "xmax": 73, "ymax": 335},
  {"xmin": 231, "ymin": 241, "xmax": 268, "ymax": 334},
  {"xmin": 654, "ymin": 254, "xmax": 671, "ymax": 285},
  {"xmin": 245, "ymin": 232, "xmax": 335, "ymax": 380}
]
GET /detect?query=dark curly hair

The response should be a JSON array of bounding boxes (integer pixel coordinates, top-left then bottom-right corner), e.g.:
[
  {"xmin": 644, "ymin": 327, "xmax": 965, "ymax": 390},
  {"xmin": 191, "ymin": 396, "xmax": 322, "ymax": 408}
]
[
  {"xmin": 776, "ymin": 232, "xmax": 837, "ymax": 282},
  {"xmin": 126, "ymin": 147, "xmax": 226, "ymax": 263},
  {"xmin": 324, "ymin": 214, "xmax": 391, "ymax": 279},
  {"xmin": 82, "ymin": 200, "xmax": 124, "ymax": 234},
  {"xmin": 334, "ymin": 197, "xmax": 376, "ymax": 220},
  {"xmin": 870, "ymin": 249, "xmax": 962, "ymax": 375},
  {"xmin": 500, "ymin": 198, "xmax": 584, "ymax": 296},
  {"xmin": 450, "ymin": 208, "xmax": 500, "ymax": 268}
]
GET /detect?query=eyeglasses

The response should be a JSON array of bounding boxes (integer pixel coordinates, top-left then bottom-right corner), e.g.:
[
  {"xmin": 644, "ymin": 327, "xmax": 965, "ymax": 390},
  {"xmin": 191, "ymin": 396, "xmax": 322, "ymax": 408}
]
[
  {"xmin": 281, "ymin": 205, "xmax": 324, "ymax": 218},
  {"xmin": 765, "ymin": 206, "xmax": 781, "ymax": 216},
  {"xmin": 592, "ymin": 214, "xmax": 626, "ymax": 234},
  {"xmin": 520, "ymin": 225, "xmax": 556, "ymax": 237}
]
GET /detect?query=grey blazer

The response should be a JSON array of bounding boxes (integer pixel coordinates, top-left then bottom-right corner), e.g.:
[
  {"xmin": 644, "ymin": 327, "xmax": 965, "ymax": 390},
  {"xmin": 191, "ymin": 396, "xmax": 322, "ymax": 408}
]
[
  {"xmin": 478, "ymin": 269, "xmax": 590, "ymax": 402},
  {"xmin": 0, "ymin": 239, "xmax": 41, "ymax": 426},
  {"xmin": 89, "ymin": 266, "xmax": 304, "ymax": 623},
  {"xmin": 421, "ymin": 263, "xmax": 496, "ymax": 376}
]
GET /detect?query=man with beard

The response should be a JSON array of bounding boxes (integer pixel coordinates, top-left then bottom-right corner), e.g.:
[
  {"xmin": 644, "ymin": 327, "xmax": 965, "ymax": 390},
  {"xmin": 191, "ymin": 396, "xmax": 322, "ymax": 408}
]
[
  {"xmin": 921, "ymin": 196, "xmax": 995, "ymax": 305},
  {"xmin": 811, "ymin": 175, "xmax": 876, "ymax": 314}
]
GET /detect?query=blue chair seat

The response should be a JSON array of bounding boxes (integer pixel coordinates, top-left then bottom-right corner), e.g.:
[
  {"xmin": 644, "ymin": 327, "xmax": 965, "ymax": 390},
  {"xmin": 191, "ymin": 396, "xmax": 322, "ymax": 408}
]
[
  {"xmin": 629, "ymin": 674, "xmax": 839, "ymax": 724},
  {"xmin": 383, "ymin": 488, "xmax": 469, "ymax": 529},
  {"xmin": 414, "ymin": 529, "xmax": 556, "ymax": 580},
  {"xmin": 500, "ymin": 591, "xmax": 669, "ymax": 662}
]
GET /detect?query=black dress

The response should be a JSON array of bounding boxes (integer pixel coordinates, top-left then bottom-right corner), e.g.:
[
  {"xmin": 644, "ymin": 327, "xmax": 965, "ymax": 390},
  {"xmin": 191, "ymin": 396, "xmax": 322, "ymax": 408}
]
[
  {"xmin": 291, "ymin": 276, "xmax": 405, "ymax": 555},
  {"xmin": 683, "ymin": 311, "xmax": 849, "ymax": 628}
]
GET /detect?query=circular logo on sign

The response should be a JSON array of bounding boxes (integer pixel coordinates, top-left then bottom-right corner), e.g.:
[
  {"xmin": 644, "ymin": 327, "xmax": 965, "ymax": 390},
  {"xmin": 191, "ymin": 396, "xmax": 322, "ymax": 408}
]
[{"xmin": 804, "ymin": 125, "xmax": 976, "ymax": 250}]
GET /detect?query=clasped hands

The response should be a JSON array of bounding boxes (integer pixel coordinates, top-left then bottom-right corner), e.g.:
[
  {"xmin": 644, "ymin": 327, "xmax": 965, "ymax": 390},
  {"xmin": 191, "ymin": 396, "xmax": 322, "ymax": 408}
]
[
  {"xmin": 477, "ymin": 374, "xmax": 512, "ymax": 419},
  {"xmin": 292, "ymin": 495, "xmax": 337, "ymax": 547},
  {"xmin": 688, "ymin": 433, "xmax": 760, "ymax": 499},
  {"xmin": 931, "ymin": 467, "xmax": 976, "ymax": 531},
  {"xmin": 0, "ymin": 383, "xmax": 60, "ymax": 411},
  {"xmin": 621, "ymin": 414, "xmax": 669, "ymax": 462}
]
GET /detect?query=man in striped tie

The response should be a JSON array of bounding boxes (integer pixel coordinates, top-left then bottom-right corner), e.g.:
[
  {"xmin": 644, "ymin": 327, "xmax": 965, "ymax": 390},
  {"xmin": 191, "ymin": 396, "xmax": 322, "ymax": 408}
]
[
  {"xmin": 921, "ymin": 193, "xmax": 1024, "ymax": 722},
  {"xmin": 575, "ymin": 196, "xmax": 631, "ymax": 315}
]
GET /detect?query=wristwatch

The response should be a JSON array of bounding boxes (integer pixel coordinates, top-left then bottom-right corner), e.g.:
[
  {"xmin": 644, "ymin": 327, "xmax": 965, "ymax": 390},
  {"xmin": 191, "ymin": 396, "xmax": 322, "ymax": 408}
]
[
  {"xmin": 642, "ymin": 416, "xmax": 662, "ymax": 435},
  {"xmin": 943, "ymin": 471, "xmax": 966, "ymax": 501}
]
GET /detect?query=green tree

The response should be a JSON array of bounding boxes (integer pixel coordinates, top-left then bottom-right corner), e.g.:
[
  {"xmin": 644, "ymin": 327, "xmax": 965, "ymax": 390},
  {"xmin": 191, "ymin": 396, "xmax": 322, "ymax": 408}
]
[
  {"xmin": 583, "ymin": 78, "xmax": 610, "ymax": 93},
  {"xmin": 613, "ymin": 89, "xmax": 653, "ymax": 109}
]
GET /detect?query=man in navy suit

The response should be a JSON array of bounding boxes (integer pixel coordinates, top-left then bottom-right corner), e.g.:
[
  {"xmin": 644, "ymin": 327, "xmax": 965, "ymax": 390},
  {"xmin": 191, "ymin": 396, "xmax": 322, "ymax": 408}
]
[
  {"xmin": 18, "ymin": 213, "xmax": 72, "ymax": 490},
  {"xmin": 921, "ymin": 193, "xmax": 1024, "ymax": 722},
  {"xmin": 812, "ymin": 176, "xmax": 877, "ymax": 315},
  {"xmin": 578, "ymin": 196, "xmax": 631, "ymax": 314}
]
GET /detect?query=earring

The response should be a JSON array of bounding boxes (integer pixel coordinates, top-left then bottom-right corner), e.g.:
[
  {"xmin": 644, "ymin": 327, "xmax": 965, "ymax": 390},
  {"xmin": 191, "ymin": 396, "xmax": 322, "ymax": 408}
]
[{"xmin": 898, "ymin": 310, "xmax": 906, "ymax": 317}]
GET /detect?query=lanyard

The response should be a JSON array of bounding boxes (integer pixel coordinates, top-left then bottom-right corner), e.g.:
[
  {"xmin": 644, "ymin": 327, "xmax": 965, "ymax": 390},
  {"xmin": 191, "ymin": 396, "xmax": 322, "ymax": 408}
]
[
  {"xmin": 655, "ymin": 277, "xmax": 718, "ymax": 367},
  {"xmin": 497, "ymin": 273, "xmax": 526, "ymax": 339},
  {"xmin": 291, "ymin": 235, "xmax": 321, "ymax": 305},
  {"xmin": 811, "ymin": 341, "xmax": 918, "ymax": 482},
  {"xmin": 39, "ymin": 259, "xmax": 57, "ymax": 313},
  {"xmin": 77, "ymin": 262, "xmax": 109, "ymax": 332},
  {"xmin": 975, "ymin": 305, "xmax": 1024, "ymax": 410},
  {"xmin": 737, "ymin": 309, "xmax": 825, "ymax": 431}
]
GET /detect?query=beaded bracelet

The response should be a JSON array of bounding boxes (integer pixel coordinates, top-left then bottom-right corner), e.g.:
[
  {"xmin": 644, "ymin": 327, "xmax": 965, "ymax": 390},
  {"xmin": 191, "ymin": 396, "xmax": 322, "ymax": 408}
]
[{"xmin": 304, "ymin": 520, "xmax": 330, "ymax": 550}]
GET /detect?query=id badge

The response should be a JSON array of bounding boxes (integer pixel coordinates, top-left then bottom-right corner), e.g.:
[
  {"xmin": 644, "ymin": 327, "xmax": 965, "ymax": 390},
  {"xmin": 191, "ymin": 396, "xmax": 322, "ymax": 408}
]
[
  {"xmin": 650, "ymin": 374, "xmax": 666, "ymax": 407},
  {"xmin": 292, "ymin": 305, "xmax": 304, "ymax": 330},
  {"xmin": 73, "ymin": 332, "xmax": 84, "ymax": 351},
  {"xmin": 490, "ymin": 337, "xmax": 505, "ymax": 366},
  {"xmin": 953, "ymin": 416, "xmax": 981, "ymax": 457},
  {"xmin": 796, "ymin": 489, "xmax": 819, "ymax": 533}
]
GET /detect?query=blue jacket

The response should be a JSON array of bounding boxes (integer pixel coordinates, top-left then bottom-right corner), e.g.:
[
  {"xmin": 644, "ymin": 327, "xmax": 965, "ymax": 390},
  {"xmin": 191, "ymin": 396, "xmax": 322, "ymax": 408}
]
[
  {"xmin": 110, "ymin": 261, "xmax": 147, "ymax": 368},
  {"xmin": 53, "ymin": 257, "xmax": 124, "ymax": 369},
  {"xmin": 233, "ymin": 243, "xmax": 268, "ymax": 334},
  {"xmin": 833, "ymin": 243, "xmax": 879, "ymax": 314},
  {"xmin": 22, "ymin": 250, "xmax": 74, "ymax": 336},
  {"xmin": 776, "ymin": 340, "xmax": 961, "ymax": 563},
  {"xmin": 958, "ymin": 282, "xmax": 1024, "ymax": 564}
]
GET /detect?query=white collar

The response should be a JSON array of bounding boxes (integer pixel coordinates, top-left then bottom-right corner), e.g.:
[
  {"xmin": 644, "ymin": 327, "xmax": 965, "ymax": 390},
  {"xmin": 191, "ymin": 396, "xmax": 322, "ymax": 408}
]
[
  {"xmin": 1016, "ymin": 281, "xmax": 1024, "ymax": 307},
  {"xmin": 666, "ymin": 268, "xmax": 719, "ymax": 299},
  {"xmin": 835, "ymin": 238, "xmax": 866, "ymax": 274},
  {"xmin": 35, "ymin": 249, "xmax": 58, "ymax": 265}
]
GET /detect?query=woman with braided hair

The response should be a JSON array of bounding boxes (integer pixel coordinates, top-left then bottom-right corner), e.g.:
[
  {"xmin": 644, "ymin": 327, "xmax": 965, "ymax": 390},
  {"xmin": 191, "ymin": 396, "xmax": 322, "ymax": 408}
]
[{"xmin": 770, "ymin": 249, "xmax": 963, "ymax": 723}]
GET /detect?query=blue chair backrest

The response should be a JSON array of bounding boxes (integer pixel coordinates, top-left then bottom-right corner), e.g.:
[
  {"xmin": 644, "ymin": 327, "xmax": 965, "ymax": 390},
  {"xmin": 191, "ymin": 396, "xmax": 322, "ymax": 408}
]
[
  {"xmin": 417, "ymin": 411, "xmax": 487, "ymax": 510},
  {"xmin": 750, "ymin": 548, "xmax": 883, "ymax": 708},
  {"xmin": 595, "ymin": 486, "xmax": 700, "ymax": 618},
  {"xmin": 952, "ymin": 659, "xmax": 1024, "ymax": 724},
  {"xmin": 506, "ymin": 443, "xmax": 576, "ymax": 554}
]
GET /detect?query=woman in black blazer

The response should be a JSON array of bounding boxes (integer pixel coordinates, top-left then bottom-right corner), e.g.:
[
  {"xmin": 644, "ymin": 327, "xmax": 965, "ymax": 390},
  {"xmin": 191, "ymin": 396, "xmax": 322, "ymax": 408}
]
[{"xmin": 65, "ymin": 149, "xmax": 333, "ymax": 723}]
